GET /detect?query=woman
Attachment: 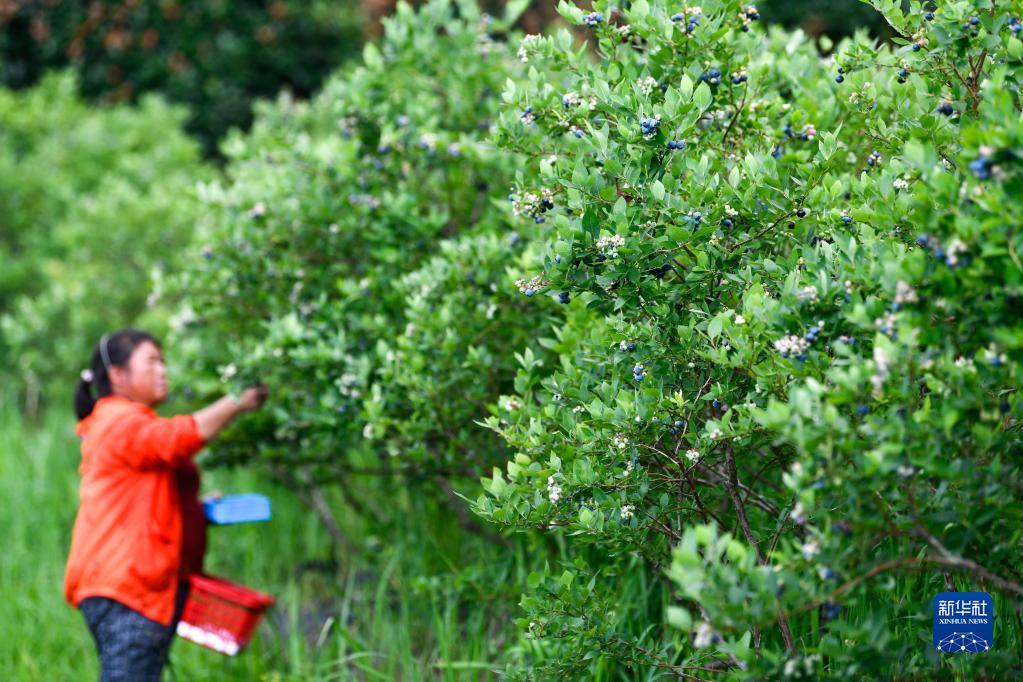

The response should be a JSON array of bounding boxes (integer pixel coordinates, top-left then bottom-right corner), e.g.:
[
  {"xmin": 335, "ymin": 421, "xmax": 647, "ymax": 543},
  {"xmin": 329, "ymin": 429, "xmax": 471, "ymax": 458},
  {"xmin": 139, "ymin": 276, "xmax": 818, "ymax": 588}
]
[{"xmin": 65, "ymin": 328, "xmax": 268, "ymax": 681}]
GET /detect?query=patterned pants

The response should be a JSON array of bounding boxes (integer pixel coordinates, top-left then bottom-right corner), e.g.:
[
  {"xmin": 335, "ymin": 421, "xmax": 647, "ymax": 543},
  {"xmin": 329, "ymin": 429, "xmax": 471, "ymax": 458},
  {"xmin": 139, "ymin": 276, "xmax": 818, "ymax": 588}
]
[{"xmin": 80, "ymin": 583, "xmax": 190, "ymax": 682}]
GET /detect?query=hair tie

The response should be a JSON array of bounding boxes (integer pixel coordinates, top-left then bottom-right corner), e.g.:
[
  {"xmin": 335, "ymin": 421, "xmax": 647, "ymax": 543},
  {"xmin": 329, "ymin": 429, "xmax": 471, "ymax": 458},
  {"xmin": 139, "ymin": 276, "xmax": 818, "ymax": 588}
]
[
  {"xmin": 99, "ymin": 333, "xmax": 112, "ymax": 371},
  {"xmin": 80, "ymin": 368, "xmax": 94, "ymax": 383}
]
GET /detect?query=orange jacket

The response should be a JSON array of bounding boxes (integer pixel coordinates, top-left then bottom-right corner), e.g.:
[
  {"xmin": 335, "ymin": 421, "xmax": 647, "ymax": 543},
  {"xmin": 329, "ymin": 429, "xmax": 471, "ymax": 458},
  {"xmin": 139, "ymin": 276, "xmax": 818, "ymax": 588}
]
[{"xmin": 64, "ymin": 394, "xmax": 206, "ymax": 626}]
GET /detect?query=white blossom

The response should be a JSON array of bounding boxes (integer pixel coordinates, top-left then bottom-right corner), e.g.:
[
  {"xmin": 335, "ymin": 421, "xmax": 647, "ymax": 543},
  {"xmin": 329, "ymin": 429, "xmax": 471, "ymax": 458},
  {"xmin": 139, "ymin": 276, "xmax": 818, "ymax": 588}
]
[
  {"xmin": 894, "ymin": 280, "xmax": 917, "ymax": 305},
  {"xmin": 547, "ymin": 476, "xmax": 563, "ymax": 503},
  {"xmin": 774, "ymin": 335, "xmax": 809, "ymax": 358},
  {"xmin": 797, "ymin": 286, "xmax": 819, "ymax": 304},
  {"xmin": 620, "ymin": 504, "xmax": 635, "ymax": 520},
  {"xmin": 801, "ymin": 539, "xmax": 821, "ymax": 560},
  {"xmin": 597, "ymin": 234, "xmax": 626, "ymax": 258},
  {"xmin": 685, "ymin": 448, "xmax": 700, "ymax": 462},
  {"xmin": 636, "ymin": 76, "xmax": 658, "ymax": 96},
  {"xmin": 693, "ymin": 621, "xmax": 717, "ymax": 648}
]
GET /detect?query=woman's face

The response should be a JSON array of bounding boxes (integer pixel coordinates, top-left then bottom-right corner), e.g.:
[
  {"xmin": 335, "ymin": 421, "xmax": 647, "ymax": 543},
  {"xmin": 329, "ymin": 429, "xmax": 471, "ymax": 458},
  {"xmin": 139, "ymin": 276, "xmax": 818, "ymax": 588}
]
[{"xmin": 109, "ymin": 341, "xmax": 168, "ymax": 407}]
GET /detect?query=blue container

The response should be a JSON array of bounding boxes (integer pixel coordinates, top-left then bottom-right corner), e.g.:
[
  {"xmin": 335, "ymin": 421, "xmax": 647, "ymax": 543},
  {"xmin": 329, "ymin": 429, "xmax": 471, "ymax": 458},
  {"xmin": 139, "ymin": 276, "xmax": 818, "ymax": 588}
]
[{"xmin": 204, "ymin": 494, "xmax": 272, "ymax": 525}]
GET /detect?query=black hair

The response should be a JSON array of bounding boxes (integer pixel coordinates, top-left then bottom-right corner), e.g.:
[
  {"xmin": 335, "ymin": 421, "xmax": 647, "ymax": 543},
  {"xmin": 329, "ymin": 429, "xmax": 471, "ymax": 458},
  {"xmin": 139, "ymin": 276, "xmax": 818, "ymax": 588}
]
[{"xmin": 74, "ymin": 328, "xmax": 161, "ymax": 421}]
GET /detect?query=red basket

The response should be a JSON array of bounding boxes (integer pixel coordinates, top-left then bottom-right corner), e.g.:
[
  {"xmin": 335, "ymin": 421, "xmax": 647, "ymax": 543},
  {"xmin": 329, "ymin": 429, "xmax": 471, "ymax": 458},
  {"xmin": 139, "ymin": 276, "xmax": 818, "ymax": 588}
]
[{"xmin": 176, "ymin": 574, "xmax": 275, "ymax": 656}]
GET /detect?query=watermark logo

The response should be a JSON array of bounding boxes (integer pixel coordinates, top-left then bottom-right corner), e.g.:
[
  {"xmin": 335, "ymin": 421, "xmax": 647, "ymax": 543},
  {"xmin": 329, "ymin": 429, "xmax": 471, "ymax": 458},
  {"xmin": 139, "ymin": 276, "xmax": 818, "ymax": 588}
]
[{"xmin": 932, "ymin": 592, "xmax": 993, "ymax": 653}]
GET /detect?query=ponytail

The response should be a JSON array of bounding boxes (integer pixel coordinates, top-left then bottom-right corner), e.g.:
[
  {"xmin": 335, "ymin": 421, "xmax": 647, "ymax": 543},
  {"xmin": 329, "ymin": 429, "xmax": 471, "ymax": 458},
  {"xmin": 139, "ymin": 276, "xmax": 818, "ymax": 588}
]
[{"xmin": 73, "ymin": 329, "xmax": 161, "ymax": 420}]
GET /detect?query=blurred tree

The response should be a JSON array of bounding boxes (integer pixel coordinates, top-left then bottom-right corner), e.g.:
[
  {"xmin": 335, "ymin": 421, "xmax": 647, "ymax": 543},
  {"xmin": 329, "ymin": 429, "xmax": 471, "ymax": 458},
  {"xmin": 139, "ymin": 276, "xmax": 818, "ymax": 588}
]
[{"xmin": 0, "ymin": 0, "xmax": 365, "ymax": 157}]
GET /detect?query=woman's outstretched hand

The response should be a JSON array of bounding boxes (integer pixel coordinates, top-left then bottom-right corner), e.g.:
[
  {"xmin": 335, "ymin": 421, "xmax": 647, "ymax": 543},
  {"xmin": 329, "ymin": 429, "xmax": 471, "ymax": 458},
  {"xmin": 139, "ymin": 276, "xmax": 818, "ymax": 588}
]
[
  {"xmin": 193, "ymin": 383, "xmax": 270, "ymax": 443},
  {"xmin": 236, "ymin": 384, "xmax": 269, "ymax": 413}
]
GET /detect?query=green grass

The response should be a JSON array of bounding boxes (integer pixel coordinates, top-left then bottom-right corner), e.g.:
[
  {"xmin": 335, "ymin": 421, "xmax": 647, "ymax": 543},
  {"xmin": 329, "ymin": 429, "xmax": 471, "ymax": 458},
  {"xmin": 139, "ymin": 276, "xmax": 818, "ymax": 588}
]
[{"xmin": 0, "ymin": 394, "xmax": 526, "ymax": 681}]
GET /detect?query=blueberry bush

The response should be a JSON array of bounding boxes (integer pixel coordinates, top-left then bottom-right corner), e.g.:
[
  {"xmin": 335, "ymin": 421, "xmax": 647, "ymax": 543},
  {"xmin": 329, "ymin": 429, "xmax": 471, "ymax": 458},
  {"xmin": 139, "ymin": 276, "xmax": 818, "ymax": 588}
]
[
  {"xmin": 171, "ymin": 0, "xmax": 1023, "ymax": 678},
  {"xmin": 475, "ymin": 0, "xmax": 1023, "ymax": 678},
  {"xmin": 170, "ymin": 0, "xmax": 547, "ymax": 521},
  {"xmin": 0, "ymin": 72, "xmax": 210, "ymax": 413}
]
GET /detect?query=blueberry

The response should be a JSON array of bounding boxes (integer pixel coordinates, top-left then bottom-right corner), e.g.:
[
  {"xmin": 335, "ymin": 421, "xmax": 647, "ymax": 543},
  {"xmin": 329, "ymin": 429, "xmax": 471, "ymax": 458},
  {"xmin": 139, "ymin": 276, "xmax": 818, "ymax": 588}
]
[
  {"xmin": 558, "ymin": 291, "xmax": 571, "ymax": 304},
  {"xmin": 912, "ymin": 43, "xmax": 921, "ymax": 52},
  {"xmin": 626, "ymin": 342, "xmax": 636, "ymax": 351},
  {"xmin": 915, "ymin": 234, "xmax": 928, "ymax": 246},
  {"xmin": 924, "ymin": 12, "xmax": 934, "ymax": 20},
  {"xmin": 721, "ymin": 340, "xmax": 729, "ymax": 347},
  {"xmin": 723, "ymin": 218, "xmax": 733, "ymax": 227},
  {"xmin": 771, "ymin": 146, "xmax": 782, "ymax": 159},
  {"xmin": 674, "ymin": 420, "xmax": 686, "ymax": 428},
  {"xmin": 842, "ymin": 216, "xmax": 852, "ymax": 223},
  {"xmin": 671, "ymin": 12, "xmax": 684, "ymax": 21},
  {"xmin": 836, "ymin": 73, "xmax": 846, "ymax": 82},
  {"xmin": 969, "ymin": 16, "xmax": 979, "ymax": 26},
  {"xmin": 837, "ymin": 67, "xmax": 845, "ymax": 74},
  {"xmin": 712, "ymin": 399, "xmax": 721, "ymax": 409},
  {"xmin": 787, "ymin": 221, "xmax": 795, "ymax": 229},
  {"xmin": 856, "ymin": 404, "xmax": 869, "ymax": 416},
  {"xmin": 898, "ymin": 68, "xmax": 908, "ymax": 78},
  {"xmin": 796, "ymin": 209, "xmax": 806, "ymax": 218}
]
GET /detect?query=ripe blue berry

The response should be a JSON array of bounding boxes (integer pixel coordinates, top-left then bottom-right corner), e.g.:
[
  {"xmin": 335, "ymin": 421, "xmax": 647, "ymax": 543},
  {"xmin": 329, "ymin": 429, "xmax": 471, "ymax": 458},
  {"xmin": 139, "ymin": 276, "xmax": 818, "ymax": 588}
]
[
  {"xmin": 712, "ymin": 399, "xmax": 721, "ymax": 409},
  {"xmin": 558, "ymin": 291, "xmax": 571, "ymax": 304},
  {"xmin": 924, "ymin": 12, "xmax": 934, "ymax": 20}
]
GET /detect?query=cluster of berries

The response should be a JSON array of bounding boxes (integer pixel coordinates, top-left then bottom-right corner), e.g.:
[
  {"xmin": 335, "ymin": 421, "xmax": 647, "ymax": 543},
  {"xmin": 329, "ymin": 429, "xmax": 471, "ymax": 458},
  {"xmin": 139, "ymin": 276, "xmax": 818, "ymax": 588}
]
[
  {"xmin": 510, "ymin": 188, "xmax": 555, "ymax": 223},
  {"xmin": 968, "ymin": 146, "xmax": 996, "ymax": 180},
  {"xmin": 962, "ymin": 15, "xmax": 980, "ymax": 38},
  {"xmin": 667, "ymin": 139, "xmax": 685, "ymax": 150},
  {"xmin": 731, "ymin": 67, "xmax": 748, "ymax": 84},
  {"xmin": 914, "ymin": 234, "xmax": 971, "ymax": 268},
  {"xmin": 896, "ymin": 67, "xmax": 909, "ymax": 83},
  {"xmin": 866, "ymin": 150, "xmax": 881, "ymax": 167},
  {"xmin": 699, "ymin": 67, "xmax": 722, "ymax": 86},
  {"xmin": 738, "ymin": 5, "xmax": 760, "ymax": 32},
  {"xmin": 835, "ymin": 66, "xmax": 845, "ymax": 84},
  {"xmin": 639, "ymin": 115, "xmax": 661, "ymax": 138},
  {"xmin": 632, "ymin": 363, "xmax": 647, "ymax": 382},
  {"xmin": 583, "ymin": 12, "xmax": 603, "ymax": 28},
  {"xmin": 670, "ymin": 7, "xmax": 702, "ymax": 35},
  {"xmin": 1010, "ymin": 17, "xmax": 1022, "ymax": 34}
]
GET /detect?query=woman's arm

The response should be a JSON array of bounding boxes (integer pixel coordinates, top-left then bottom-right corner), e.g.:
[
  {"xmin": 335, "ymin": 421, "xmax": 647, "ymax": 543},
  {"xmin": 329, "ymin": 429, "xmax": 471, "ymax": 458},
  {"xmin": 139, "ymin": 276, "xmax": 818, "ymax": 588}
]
[{"xmin": 192, "ymin": 385, "xmax": 269, "ymax": 443}]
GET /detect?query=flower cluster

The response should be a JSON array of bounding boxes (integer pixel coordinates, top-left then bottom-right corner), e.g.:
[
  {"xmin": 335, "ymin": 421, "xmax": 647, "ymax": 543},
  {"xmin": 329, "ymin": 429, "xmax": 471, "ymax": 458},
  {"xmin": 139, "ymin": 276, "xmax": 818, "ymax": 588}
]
[
  {"xmin": 596, "ymin": 234, "xmax": 626, "ymax": 258},
  {"xmin": 611, "ymin": 432, "xmax": 630, "ymax": 449},
  {"xmin": 685, "ymin": 448, "xmax": 700, "ymax": 462},
  {"xmin": 515, "ymin": 274, "xmax": 548, "ymax": 296},
  {"xmin": 774, "ymin": 335, "xmax": 810, "ymax": 358},
  {"xmin": 796, "ymin": 286, "xmax": 819, "ymax": 304},
  {"xmin": 636, "ymin": 76, "xmax": 658, "ymax": 95},
  {"xmin": 693, "ymin": 621, "xmax": 718, "ymax": 648},
  {"xmin": 547, "ymin": 476, "xmax": 563, "ymax": 503},
  {"xmin": 620, "ymin": 504, "xmax": 635, "ymax": 520},
  {"xmin": 511, "ymin": 188, "xmax": 555, "ymax": 223},
  {"xmin": 894, "ymin": 280, "xmax": 917, "ymax": 306},
  {"xmin": 517, "ymin": 34, "xmax": 541, "ymax": 62}
]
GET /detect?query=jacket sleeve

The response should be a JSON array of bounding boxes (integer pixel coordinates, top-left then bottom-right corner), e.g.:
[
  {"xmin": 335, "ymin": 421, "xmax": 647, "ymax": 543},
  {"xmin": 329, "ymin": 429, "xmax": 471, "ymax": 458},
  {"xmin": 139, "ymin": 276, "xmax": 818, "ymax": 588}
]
[{"xmin": 116, "ymin": 411, "xmax": 206, "ymax": 468}]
